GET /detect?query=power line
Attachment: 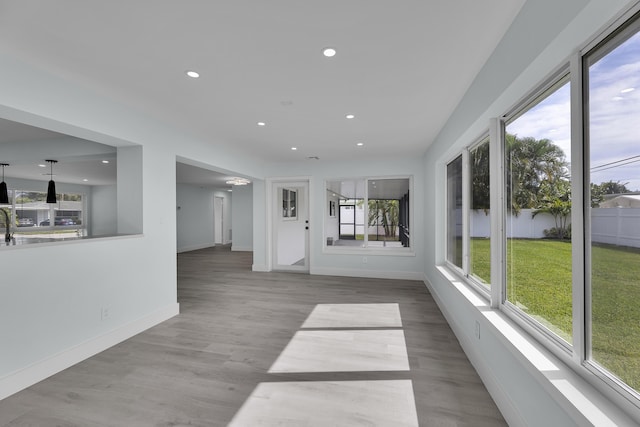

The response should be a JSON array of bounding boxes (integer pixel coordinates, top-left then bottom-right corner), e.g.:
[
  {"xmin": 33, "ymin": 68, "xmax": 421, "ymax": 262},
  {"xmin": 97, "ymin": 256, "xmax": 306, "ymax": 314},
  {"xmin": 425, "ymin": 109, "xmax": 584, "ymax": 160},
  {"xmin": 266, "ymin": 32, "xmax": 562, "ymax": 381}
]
[
  {"xmin": 591, "ymin": 154, "xmax": 640, "ymax": 171},
  {"xmin": 591, "ymin": 157, "xmax": 640, "ymax": 173}
]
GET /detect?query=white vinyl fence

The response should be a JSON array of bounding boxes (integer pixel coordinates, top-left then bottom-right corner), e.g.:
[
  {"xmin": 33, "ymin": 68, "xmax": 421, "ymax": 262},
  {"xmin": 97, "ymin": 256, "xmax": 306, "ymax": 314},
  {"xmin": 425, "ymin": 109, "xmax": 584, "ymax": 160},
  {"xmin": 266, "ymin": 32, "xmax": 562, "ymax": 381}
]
[{"xmin": 468, "ymin": 208, "xmax": 640, "ymax": 249}]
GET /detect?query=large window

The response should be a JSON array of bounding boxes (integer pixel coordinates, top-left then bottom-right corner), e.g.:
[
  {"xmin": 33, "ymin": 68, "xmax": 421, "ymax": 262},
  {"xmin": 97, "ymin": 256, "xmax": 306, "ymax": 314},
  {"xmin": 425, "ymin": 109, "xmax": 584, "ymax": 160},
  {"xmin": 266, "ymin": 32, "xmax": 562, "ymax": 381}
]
[
  {"xmin": 586, "ymin": 21, "xmax": 640, "ymax": 394},
  {"xmin": 444, "ymin": 10, "xmax": 640, "ymax": 410},
  {"xmin": 446, "ymin": 156, "xmax": 463, "ymax": 267},
  {"xmin": 325, "ymin": 177, "xmax": 411, "ymax": 250},
  {"xmin": 470, "ymin": 139, "xmax": 491, "ymax": 286},
  {"xmin": 505, "ymin": 75, "xmax": 573, "ymax": 344},
  {"xmin": 3, "ymin": 190, "xmax": 86, "ymax": 242}
]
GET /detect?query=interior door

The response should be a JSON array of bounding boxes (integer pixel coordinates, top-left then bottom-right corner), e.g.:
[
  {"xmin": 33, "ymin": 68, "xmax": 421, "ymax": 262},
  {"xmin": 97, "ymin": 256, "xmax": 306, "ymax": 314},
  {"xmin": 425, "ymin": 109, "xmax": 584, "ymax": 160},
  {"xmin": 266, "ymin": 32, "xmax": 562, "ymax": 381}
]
[{"xmin": 273, "ymin": 181, "xmax": 309, "ymax": 272}]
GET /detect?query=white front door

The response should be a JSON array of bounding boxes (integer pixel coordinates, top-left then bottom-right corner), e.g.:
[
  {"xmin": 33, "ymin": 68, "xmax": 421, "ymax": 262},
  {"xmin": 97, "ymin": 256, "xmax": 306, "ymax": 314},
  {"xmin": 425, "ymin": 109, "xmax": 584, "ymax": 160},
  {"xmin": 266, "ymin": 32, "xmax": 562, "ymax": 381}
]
[{"xmin": 272, "ymin": 181, "xmax": 309, "ymax": 272}]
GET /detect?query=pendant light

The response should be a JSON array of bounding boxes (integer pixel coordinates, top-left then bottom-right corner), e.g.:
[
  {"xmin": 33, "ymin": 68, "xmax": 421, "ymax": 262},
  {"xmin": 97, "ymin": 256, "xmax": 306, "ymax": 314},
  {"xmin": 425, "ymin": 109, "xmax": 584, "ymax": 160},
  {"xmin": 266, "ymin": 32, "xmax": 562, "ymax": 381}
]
[
  {"xmin": 0, "ymin": 163, "xmax": 8, "ymax": 204},
  {"xmin": 46, "ymin": 159, "xmax": 58, "ymax": 204}
]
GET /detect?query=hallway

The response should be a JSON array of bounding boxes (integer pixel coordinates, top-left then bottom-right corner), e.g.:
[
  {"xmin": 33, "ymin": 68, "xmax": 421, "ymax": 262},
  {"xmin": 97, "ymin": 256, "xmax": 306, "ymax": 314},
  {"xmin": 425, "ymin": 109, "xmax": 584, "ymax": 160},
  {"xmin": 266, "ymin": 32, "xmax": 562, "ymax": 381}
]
[{"xmin": 0, "ymin": 246, "xmax": 505, "ymax": 426}]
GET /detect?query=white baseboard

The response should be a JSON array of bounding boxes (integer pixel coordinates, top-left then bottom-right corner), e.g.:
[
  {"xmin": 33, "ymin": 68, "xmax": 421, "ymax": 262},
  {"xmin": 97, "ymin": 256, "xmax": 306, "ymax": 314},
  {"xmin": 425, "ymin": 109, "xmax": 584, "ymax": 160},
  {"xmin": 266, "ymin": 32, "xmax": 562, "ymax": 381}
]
[
  {"xmin": 0, "ymin": 303, "xmax": 180, "ymax": 401},
  {"xmin": 311, "ymin": 267, "xmax": 423, "ymax": 281},
  {"xmin": 232, "ymin": 246, "xmax": 252, "ymax": 252},
  {"xmin": 177, "ymin": 243, "xmax": 215, "ymax": 253},
  {"xmin": 252, "ymin": 264, "xmax": 269, "ymax": 272}
]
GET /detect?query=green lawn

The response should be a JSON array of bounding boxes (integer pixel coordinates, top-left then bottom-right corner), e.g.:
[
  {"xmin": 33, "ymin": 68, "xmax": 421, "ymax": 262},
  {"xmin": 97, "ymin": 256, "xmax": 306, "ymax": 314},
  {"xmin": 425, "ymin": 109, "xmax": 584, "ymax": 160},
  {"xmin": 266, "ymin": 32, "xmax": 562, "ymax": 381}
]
[{"xmin": 471, "ymin": 238, "xmax": 640, "ymax": 391}]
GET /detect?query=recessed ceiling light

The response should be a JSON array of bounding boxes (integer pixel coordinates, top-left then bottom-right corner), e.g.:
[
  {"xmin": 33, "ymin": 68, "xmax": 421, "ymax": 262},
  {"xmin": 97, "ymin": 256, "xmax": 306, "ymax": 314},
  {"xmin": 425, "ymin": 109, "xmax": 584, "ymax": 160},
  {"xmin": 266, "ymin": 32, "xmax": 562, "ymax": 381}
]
[
  {"xmin": 356, "ymin": 142, "xmax": 364, "ymax": 146},
  {"xmin": 102, "ymin": 160, "xmax": 109, "ymax": 164},
  {"xmin": 257, "ymin": 122, "xmax": 266, "ymax": 126},
  {"xmin": 345, "ymin": 114, "xmax": 355, "ymax": 119},
  {"xmin": 186, "ymin": 70, "xmax": 200, "ymax": 78},
  {"xmin": 621, "ymin": 87, "xmax": 635, "ymax": 93},
  {"xmin": 322, "ymin": 47, "xmax": 337, "ymax": 57},
  {"xmin": 83, "ymin": 179, "xmax": 88, "ymax": 182},
  {"xmin": 38, "ymin": 164, "xmax": 46, "ymax": 168},
  {"xmin": 291, "ymin": 147, "xmax": 297, "ymax": 151}
]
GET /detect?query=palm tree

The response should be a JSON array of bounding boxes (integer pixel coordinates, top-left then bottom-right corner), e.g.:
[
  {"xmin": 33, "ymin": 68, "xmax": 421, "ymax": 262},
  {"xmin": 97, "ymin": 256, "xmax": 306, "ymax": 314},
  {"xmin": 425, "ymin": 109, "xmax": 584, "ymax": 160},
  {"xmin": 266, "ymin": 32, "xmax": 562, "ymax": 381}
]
[{"xmin": 506, "ymin": 134, "xmax": 569, "ymax": 215}]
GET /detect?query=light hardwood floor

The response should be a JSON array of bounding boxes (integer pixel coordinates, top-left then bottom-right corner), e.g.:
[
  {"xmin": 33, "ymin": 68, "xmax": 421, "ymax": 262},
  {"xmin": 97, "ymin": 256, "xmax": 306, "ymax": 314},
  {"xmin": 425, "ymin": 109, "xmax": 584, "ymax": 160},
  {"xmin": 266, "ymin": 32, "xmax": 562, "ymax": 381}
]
[{"xmin": 0, "ymin": 245, "xmax": 507, "ymax": 426}]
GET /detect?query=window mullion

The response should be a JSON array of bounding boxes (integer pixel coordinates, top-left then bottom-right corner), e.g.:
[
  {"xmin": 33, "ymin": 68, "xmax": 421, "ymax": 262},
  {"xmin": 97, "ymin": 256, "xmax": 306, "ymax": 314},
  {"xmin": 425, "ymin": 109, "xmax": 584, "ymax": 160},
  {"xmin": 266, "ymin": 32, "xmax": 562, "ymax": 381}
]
[
  {"xmin": 462, "ymin": 148, "xmax": 470, "ymax": 276},
  {"xmin": 570, "ymin": 51, "xmax": 586, "ymax": 366},
  {"xmin": 489, "ymin": 118, "xmax": 505, "ymax": 309}
]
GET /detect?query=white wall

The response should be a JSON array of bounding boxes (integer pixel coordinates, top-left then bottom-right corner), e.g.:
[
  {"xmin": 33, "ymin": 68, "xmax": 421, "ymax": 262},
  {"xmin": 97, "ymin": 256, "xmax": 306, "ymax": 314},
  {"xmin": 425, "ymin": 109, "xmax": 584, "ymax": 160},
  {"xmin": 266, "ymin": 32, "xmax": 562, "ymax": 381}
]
[
  {"xmin": 0, "ymin": 44, "xmax": 265, "ymax": 398},
  {"xmin": 259, "ymin": 156, "xmax": 424, "ymax": 279},
  {"xmin": 325, "ymin": 192, "xmax": 340, "ymax": 244},
  {"xmin": 90, "ymin": 185, "xmax": 117, "ymax": 236},
  {"xmin": 231, "ymin": 183, "xmax": 253, "ymax": 251},
  {"xmin": 423, "ymin": 0, "xmax": 636, "ymax": 425},
  {"xmin": 176, "ymin": 184, "xmax": 215, "ymax": 253}
]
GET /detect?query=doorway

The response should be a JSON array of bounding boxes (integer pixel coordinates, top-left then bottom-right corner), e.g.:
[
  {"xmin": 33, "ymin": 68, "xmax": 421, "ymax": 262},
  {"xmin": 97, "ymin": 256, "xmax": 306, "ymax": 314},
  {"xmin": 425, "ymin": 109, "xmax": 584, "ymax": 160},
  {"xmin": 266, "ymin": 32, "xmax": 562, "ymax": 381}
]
[
  {"xmin": 214, "ymin": 196, "xmax": 224, "ymax": 244},
  {"xmin": 272, "ymin": 180, "xmax": 309, "ymax": 272}
]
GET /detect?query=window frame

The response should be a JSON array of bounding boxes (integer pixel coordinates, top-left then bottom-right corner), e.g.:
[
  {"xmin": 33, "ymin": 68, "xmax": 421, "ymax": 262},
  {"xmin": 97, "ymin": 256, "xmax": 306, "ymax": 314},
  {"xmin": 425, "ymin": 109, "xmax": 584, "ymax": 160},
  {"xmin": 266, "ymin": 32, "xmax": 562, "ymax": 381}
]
[
  {"xmin": 323, "ymin": 175, "xmax": 414, "ymax": 255},
  {"xmin": 439, "ymin": 3, "xmax": 640, "ymax": 418},
  {"xmin": 500, "ymin": 67, "xmax": 574, "ymax": 355},
  {"xmin": 581, "ymin": 10, "xmax": 640, "ymax": 405}
]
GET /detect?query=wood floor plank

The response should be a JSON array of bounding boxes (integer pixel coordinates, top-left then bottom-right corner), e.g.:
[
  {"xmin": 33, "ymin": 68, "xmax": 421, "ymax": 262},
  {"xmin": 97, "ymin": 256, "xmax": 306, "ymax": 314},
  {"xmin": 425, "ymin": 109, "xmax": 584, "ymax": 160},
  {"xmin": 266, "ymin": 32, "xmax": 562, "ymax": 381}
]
[{"xmin": 0, "ymin": 245, "xmax": 506, "ymax": 426}]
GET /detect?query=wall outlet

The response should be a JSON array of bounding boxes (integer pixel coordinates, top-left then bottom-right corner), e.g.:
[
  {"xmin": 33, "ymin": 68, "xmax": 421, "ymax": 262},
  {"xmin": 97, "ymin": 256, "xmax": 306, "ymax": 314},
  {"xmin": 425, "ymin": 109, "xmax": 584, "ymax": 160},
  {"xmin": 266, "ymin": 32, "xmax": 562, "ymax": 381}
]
[
  {"xmin": 101, "ymin": 307, "xmax": 110, "ymax": 321},
  {"xmin": 362, "ymin": 257, "xmax": 368, "ymax": 264},
  {"xmin": 475, "ymin": 320, "xmax": 481, "ymax": 339}
]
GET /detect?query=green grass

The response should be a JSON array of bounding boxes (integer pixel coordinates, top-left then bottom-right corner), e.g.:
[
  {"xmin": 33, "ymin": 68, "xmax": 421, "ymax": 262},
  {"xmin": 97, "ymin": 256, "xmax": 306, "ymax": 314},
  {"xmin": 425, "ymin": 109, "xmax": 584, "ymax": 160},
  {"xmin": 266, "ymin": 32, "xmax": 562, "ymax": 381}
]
[{"xmin": 471, "ymin": 238, "xmax": 640, "ymax": 391}]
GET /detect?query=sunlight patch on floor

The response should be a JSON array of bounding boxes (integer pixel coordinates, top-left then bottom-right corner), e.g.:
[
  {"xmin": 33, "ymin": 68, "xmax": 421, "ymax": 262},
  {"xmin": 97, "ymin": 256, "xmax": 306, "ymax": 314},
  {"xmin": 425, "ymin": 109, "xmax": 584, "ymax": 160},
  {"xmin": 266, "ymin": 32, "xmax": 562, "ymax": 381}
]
[
  {"xmin": 301, "ymin": 303, "xmax": 403, "ymax": 328},
  {"xmin": 228, "ymin": 380, "xmax": 419, "ymax": 427},
  {"xmin": 233, "ymin": 303, "xmax": 416, "ymax": 425},
  {"xmin": 268, "ymin": 329, "xmax": 410, "ymax": 373}
]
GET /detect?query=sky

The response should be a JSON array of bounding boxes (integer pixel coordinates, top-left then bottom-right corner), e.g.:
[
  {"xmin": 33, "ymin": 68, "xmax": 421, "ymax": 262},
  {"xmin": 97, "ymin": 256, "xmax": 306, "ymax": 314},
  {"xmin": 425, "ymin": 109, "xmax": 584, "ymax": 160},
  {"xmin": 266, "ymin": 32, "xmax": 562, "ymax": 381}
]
[{"xmin": 507, "ymin": 31, "xmax": 640, "ymax": 191}]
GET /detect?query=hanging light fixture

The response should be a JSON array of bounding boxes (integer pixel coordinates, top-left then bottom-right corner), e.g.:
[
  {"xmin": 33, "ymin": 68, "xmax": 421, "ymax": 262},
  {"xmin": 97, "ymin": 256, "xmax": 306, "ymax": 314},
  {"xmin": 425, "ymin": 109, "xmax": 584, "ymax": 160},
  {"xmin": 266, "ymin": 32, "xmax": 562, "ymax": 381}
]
[
  {"xmin": 0, "ymin": 163, "xmax": 9, "ymax": 204},
  {"xmin": 225, "ymin": 177, "xmax": 251, "ymax": 186},
  {"xmin": 45, "ymin": 159, "xmax": 58, "ymax": 203}
]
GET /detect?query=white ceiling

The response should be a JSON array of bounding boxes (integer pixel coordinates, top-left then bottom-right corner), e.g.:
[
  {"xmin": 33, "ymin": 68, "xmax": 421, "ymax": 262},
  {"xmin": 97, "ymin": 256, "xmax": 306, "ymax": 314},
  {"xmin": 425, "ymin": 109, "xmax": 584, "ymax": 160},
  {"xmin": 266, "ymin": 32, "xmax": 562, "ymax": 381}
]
[{"xmin": 0, "ymin": 0, "xmax": 525, "ymax": 184}]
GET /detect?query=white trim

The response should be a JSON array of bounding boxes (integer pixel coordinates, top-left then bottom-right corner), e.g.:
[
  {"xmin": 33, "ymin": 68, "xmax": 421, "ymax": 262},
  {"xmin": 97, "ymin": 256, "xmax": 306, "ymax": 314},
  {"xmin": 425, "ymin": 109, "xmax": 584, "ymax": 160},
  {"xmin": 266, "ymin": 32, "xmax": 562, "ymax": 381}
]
[
  {"xmin": 311, "ymin": 266, "xmax": 422, "ymax": 281},
  {"xmin": 231, "ymin": 245, "xmax": 252, "ymax": 252},
  {"xmin": 322, "ymin": 247, "xmax": 415, "ymax": 256},
  {"xmin": 252, "ymin": 264, "xmax": 269, "ymax": 272},
  {"xmin": 0, "ymin": 303, "xmax": 179, "ymax": 401}
]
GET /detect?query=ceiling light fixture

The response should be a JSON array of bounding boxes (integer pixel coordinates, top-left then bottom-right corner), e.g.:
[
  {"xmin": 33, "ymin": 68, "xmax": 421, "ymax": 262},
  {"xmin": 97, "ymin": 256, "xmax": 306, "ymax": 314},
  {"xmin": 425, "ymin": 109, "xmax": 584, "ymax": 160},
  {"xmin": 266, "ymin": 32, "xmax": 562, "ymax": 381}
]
[
  {"xmin": 322, "ymin": 47, "xmax": 337, "ymax": 57},
  {"xmin": 356, "ymin": 142, "xmax": 364, "ymax": 146},
  {"xmin": 291, "ymin": 147, "xmax": 297, "ymax": 151},
  {"xmin": 621, "ymin": 87, "xmax": 635, "ymax": 93},
  {"xmin": 45, "ymin": 159, "xmax": 58, "ymax": 203},
  {"xmin": 83, "ymin": 179, "xmax": 89, "ymax": 182},
  {"xmin": 257, "ymin": 122, "xmax": 266, "ymax": 126},
  {"xmin": 102, "ymin": 160, "xmax": 109, "ymax": 164},
  {"xmin": 225, "ymin": 177, "xmax": 251, "ymax": 186},
  {"xmin": 186, "ymin": 70, "xmax": 200, "ymax": 78},
  {"xmin": 345, "ymin": 114, "xmax": 355, "ymax": 119},
  {"xmin": 0, "ymin": 163, "xmax": 9, "ymax": 204},
  {"xmin": 38, "ymin": 164, "xmax": 46, "ymax": 168}
]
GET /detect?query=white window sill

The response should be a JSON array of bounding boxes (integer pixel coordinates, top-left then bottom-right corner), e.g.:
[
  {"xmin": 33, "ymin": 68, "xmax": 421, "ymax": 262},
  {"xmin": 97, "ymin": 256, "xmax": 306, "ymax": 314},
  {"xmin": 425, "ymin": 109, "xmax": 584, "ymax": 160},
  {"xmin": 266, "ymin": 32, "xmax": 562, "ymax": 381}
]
[
  {"xmin": 323, "ymin": 246, "xmax": 415, "ymax": 257},
  {"xmin": 434, "ymin": 265, "xmax": 638, "ymax": 426},
  {"xmin": 0, "ymin": 233, "xmax": 142, "ymax": 251}
]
